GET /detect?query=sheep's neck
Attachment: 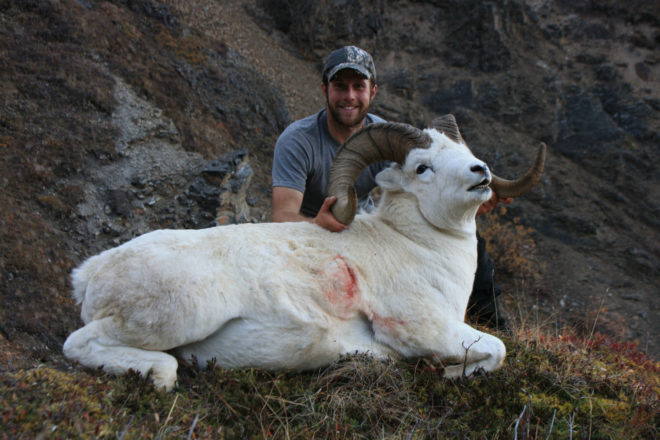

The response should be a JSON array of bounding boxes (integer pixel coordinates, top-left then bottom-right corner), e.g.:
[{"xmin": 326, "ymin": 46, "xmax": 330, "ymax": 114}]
[{"xmin": 374, "ymin": 192, "xmax": 477, "ymax": 246}]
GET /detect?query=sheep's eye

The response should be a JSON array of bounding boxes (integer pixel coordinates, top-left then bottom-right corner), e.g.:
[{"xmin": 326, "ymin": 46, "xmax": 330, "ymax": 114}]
[{"xmin": 416, "ymin": 164, "xmax": 430, "ymax": 175}]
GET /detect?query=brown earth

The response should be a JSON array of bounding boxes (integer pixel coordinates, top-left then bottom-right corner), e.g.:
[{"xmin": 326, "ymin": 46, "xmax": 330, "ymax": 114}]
[{"xmin": 0, "ymin": 0, "xmax": 658, "ymax": 375}]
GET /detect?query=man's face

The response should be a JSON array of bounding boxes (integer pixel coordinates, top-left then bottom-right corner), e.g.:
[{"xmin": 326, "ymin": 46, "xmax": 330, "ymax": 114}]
[{"xmin": 323, "ymin": 69, "xmax": 377, "ymax": 130}]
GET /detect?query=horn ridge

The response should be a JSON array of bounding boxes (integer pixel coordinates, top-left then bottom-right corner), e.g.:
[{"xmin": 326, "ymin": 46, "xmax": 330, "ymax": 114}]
[
  {"xmin": 431, "ymin": 114, "xmax": 465, "ymax": 145},
  {"xmin": 342, "ymin": 145, "xmax": 372, "ymax": 166},
  {"xmin": 366, "ymin": 130, "xmax": 387, "ymax": 162}
]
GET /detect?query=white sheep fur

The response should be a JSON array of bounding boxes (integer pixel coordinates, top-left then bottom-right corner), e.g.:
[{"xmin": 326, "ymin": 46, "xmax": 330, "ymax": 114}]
[{"xmin": 63, "ymin": 128, "xmax": 506, "ymax": 390}]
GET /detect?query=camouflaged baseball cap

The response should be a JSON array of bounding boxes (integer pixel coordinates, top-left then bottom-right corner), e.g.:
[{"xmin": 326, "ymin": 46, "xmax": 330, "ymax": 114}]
[{"xmin": 323, "ymin": 46, "xmax": 376, "ymax": 84}]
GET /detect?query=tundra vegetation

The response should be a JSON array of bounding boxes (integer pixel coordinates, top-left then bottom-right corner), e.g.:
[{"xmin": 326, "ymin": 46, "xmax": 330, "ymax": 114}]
[{"xmin": 2, "ymin": 325, "xmax": 657, "ymax": 438}]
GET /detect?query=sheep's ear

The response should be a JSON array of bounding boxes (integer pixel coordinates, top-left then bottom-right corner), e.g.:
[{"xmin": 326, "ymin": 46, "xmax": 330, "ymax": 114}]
[{"xmin": 375, "ymin": 164, "xmax": 403, "ymax": 190}]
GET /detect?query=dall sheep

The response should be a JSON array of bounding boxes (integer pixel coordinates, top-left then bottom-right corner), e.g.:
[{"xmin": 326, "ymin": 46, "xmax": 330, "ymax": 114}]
[{"xmin": 63, "ymin": 115, "xmax": 546, "ymax": 391}]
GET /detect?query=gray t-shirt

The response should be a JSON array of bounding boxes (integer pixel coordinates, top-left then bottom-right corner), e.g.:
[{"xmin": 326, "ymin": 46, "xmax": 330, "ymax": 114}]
[{"xmin": 272, "ymin": 109, "xmax": 388, "ymax": 217}]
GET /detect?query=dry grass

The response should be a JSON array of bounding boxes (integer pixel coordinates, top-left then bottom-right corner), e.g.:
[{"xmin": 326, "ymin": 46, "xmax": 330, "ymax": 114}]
[{"xmin": 1, "ymin": 323, "xmax": 657, "ymax": 439}]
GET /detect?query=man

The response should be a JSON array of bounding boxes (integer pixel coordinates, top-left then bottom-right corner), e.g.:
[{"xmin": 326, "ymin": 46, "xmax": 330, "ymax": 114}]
[{"xmin": 271, "ymin": 46, "xmax": 509, "ymax": 328}]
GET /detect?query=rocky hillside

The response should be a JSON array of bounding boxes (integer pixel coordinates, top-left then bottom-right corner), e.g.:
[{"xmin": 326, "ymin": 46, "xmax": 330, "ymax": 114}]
[{"xmin": 0, "ymin": 0, "xmax": 658, "ymax": 372}]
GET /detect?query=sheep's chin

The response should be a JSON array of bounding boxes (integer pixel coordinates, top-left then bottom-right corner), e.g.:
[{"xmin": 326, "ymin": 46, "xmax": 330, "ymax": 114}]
[
  {"xmin": 469, "ymin": 186, "xmax": 493, "ymax": 205},
  {"xmin": 467, "ymin": 179, "xmax": 491, "ymax": 192}
]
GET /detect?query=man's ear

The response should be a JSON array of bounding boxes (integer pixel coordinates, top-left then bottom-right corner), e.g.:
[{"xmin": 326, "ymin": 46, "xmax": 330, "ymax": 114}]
[
  {"xmin": 375, "ymin": 164, "xmax": 403, "ymax": 190},
  {"xmin": 370, "ymin": 83, "xmax": 378, "ymax": 100},
  {"xmin": 321, "ymin": 82, "xmax": 328, "ymax": 99}
]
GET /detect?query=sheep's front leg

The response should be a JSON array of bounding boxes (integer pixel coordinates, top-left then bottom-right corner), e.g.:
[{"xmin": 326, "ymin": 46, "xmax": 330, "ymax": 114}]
[
  {"xmin": 438, "ymin": 322, "xmax": 506, "ymax": 378},
  {"xmin": 63, "ymin": 318, "xmax": 179, "ymax": 391}
]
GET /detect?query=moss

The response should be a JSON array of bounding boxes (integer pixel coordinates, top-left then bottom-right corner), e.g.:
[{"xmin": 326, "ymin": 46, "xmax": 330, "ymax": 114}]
[
  {"xmin": 525, "ymin": 392, "xmax": 575, "ymax": 418},
  {"xmin": 0, "ymin": 367, "xmax": 116, "ymax": 437}
]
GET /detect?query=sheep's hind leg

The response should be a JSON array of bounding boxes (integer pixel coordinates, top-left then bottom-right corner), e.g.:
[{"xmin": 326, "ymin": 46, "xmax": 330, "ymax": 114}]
[
  {"xmin": 63, "ymin": 318, "xmax": 178, "ymax": 391},
  {"xmin": 440, "ymin": 322, "xmax": 506, "ymax": 378}
]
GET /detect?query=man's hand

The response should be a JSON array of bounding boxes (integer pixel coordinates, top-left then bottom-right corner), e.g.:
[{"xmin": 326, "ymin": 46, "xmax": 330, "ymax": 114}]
[
  {"xmin": 314, "ymin": 196, "xmax": 349, "ymax": 232},
  {"xmin": 477, "ymin": 192, "xmax": 513, "ymax": 216},
  {"xmin": 272, "ymin": 187, "xmax": 348, "ymax": 232}
]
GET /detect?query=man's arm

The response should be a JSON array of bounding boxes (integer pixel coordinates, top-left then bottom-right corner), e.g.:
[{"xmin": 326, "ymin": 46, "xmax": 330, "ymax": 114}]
[{"xmin": 272, "ymin": 186, "xmax": 348, "ymax": 232}]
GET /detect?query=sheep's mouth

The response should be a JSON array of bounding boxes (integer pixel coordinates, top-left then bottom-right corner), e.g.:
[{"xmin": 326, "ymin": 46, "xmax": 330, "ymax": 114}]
[{"xmin": 468, "ymin": 179, "xmax": 490, "ymax": 192}]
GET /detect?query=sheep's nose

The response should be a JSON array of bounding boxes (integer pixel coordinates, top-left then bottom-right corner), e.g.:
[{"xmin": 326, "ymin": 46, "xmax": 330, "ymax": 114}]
[{"xmin": 470, "ymin": 164, "xmax": 488, "ymax": 175}]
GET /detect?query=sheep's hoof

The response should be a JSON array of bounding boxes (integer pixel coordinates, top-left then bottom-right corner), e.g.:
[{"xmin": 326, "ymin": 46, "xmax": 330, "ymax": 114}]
[
  {"xmin": 151, "ymin": 371, "xmax": 177, "ymax": 392},
  {"xmin": 443, "ymin": 363, "xmax": 465, "ymax": 378},
  {"xmin": 150, "ymin": 361, "xmax": 178, "ymax": 392}
]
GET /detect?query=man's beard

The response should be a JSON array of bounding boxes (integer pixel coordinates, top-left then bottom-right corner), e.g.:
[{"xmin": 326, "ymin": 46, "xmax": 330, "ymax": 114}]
[{"xmin": 326, "ymin": 99, "xmax": 370, "ymax": 129}]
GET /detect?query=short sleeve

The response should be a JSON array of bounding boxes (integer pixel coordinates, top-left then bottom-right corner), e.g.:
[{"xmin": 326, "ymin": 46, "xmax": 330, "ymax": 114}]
[{"xmin": 272, "ymin": 126, "xmax": 312, "ymax": 193}]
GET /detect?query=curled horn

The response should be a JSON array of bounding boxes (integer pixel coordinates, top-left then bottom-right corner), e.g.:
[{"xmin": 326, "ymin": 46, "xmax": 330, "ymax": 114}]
[
  {"xmin": 431, "ymin": 114, "xmax": 546, "ymax": 198},
  {"xmin": 328, "ymin": 122, "xmax": 432, "ymax": 224},
  {"xmin": 489, "ymin": 143, "xmax": 547, "ymax": 198}
]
